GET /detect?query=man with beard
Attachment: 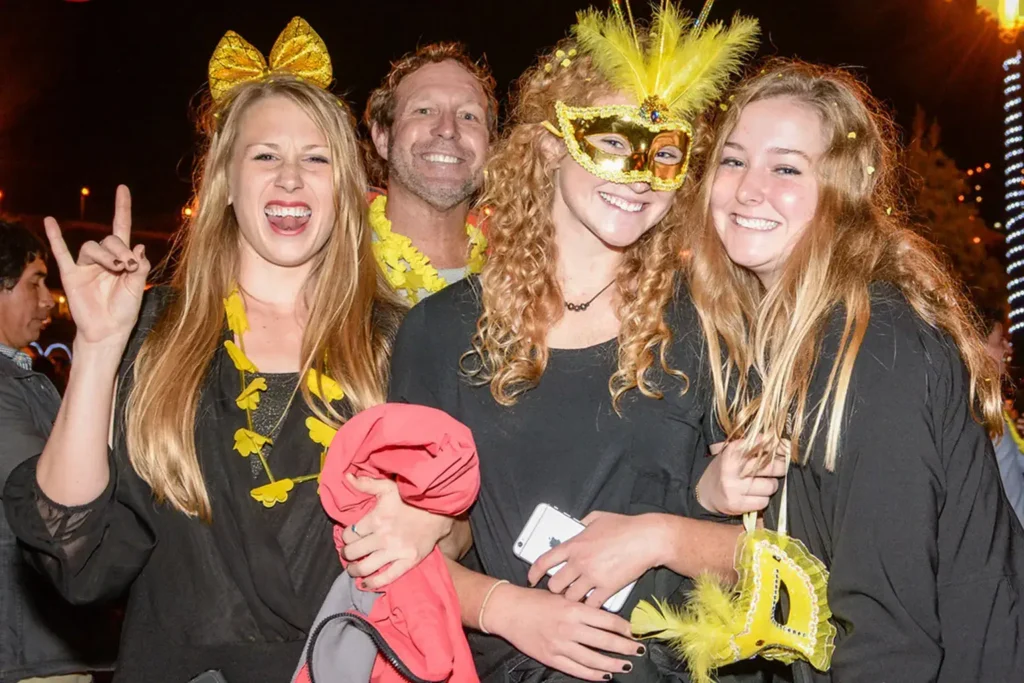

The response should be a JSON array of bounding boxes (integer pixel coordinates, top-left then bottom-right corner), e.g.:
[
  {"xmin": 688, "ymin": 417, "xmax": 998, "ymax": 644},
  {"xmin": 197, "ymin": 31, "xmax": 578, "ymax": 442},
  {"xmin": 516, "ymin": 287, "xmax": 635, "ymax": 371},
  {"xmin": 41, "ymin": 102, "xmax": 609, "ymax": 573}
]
[{"xmin": 364, "ymin": 42, "xmax": 497, "ymax": 303}]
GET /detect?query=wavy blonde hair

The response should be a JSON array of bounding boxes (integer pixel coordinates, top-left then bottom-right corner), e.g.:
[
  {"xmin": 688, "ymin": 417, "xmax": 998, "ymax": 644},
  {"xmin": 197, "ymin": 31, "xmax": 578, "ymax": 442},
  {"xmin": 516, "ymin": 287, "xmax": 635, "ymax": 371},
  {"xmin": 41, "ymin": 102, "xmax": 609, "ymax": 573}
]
[
  {"xmin": 126, "ymin": 76, "xmax": 403, "ymax": 520},
  {"xmin": 689, "ymin": 59, "xmax": 1002, "ymax": 471},
  {"xmin": 464, "ymin": 40, "xmax": 701, "ymax": 407}
]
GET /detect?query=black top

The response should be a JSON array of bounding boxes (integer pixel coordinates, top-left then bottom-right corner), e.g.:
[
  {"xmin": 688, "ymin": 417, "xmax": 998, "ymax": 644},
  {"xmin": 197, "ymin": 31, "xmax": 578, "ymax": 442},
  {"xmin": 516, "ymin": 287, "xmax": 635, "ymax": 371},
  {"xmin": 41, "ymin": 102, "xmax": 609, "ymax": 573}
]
[
  {"xmin": 388, "ymin": 278, "xmax": 741, "ymax": 683},
  {"xmin": 765, "ymin": 285, "xmax": 1024, "ymax": 683},
  {"xmin": 3, "ymin": 289, "xmax": 342, "ymax": 683}
]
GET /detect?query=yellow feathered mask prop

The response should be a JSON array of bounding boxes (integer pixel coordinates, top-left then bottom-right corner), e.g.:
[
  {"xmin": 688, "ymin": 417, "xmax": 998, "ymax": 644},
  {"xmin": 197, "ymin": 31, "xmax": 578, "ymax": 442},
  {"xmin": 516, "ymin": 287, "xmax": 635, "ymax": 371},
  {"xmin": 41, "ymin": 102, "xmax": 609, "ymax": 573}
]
[
  {"xmin": 547, "ymin": 0, "xmax": 759, "ymax": 190},
  {"xmin": 631, "ymin": 501, "xmax": 836, "ymax": 682}
]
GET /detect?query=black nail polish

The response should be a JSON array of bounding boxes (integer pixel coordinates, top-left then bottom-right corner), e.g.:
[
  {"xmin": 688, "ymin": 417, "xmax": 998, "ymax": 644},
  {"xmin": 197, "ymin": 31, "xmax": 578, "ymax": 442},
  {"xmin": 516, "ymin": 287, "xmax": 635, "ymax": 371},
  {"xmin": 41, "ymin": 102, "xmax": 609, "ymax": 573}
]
[
  {"xmin": 622, "ymin": 663, "xmax": 632, "ymax": 673},
  {"xmin": 127, "ymin": 259, "xmax": 138, "ymax": 268},
  {"xmin": 113, "ymin": 259, "xmax": 123, "ymax": 267},
  {"xmin": 602, "ymin": 675, "xmax": 612, "ymax": 681},
  {"xmin": 636, "ymin": 646, "xmax": 646, "ymax": 656}
]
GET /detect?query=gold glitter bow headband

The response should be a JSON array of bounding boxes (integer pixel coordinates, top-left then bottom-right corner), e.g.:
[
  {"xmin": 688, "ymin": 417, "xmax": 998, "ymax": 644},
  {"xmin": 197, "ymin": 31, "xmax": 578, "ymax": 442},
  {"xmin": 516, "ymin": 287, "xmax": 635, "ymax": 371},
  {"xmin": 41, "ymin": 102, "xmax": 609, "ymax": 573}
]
[{"xmin": 208, "ymin": 16, "xmax": 333, "ymax": 102}]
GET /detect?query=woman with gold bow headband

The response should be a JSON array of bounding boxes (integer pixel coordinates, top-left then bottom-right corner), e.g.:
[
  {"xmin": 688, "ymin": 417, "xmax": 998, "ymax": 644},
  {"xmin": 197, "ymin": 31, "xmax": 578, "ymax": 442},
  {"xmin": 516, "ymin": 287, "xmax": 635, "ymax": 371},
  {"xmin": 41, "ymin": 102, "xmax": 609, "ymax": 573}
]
[
  {"xmin": 3, "ymin": 17, "xmax": 404, "ymax": 683},
  {"xmin": 645, "ymin": 59, "xmax": 1024, "ymax": 682},
  {"xmin": 369, "ymin": 2, "xmax": 763, "ymax": 682}
]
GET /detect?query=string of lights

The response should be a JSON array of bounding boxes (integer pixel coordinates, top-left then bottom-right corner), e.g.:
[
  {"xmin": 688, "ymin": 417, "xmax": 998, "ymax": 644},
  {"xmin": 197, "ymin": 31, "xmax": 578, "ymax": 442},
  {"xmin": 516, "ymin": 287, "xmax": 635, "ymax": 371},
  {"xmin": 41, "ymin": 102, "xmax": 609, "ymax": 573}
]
[{"xmin": 1005, "ymin": 50, "xmax": 1024, "ymax": 333}]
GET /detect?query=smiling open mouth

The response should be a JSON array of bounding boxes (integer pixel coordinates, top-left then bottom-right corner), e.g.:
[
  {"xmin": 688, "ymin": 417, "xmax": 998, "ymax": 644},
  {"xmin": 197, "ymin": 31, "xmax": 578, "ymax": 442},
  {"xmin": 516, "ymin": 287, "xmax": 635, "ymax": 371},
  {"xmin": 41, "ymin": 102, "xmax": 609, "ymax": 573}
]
[
  {"xmin": 264, "ymin": 203, "xmax": 312, "ymax": 234},
  {"xmin": 598, "ymin": 191, "xmax": 645, "ymax": 213},
  {"xmin": 421, "ymin": 153, "xmax": 462, "ymax": 165},
  {"xmin": 732, "ymin": 214, "xmax": 779, "ymax": 231}
]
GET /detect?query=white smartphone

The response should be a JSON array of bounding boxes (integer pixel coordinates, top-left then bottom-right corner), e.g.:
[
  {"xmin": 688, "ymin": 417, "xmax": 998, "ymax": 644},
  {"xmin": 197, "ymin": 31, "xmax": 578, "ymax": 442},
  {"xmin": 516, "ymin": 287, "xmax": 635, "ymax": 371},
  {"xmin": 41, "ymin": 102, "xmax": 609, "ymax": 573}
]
[{"xmin": 512, "ymin": 503, "xmax": 635, "ymax": 613}]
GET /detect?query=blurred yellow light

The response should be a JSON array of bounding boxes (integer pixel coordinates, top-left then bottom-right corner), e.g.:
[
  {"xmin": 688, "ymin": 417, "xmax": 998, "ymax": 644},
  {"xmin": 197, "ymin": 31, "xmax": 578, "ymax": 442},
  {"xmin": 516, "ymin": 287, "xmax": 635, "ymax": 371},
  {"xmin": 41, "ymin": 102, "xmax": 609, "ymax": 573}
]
[
  {"xmin": 58, "ymin": 295, "xmax": 66, "ymax": 304},
  {"xmin": 183, "ymin": 207, "xmax": 193, "ymax": 217},
  {"xmin": 80, "ymin": 187, "xmax": 90, "ymax": 197},
  {"xmin": 977, "ymin": 196, "xmax": 984, "ymax": 202},
  {"xmin": 997, "ymin": 221, "xmax": 1004, "ymax": 228},
  {"xmin": 975, "ymin": 185, "xmax": 982, "ymax": 190}
]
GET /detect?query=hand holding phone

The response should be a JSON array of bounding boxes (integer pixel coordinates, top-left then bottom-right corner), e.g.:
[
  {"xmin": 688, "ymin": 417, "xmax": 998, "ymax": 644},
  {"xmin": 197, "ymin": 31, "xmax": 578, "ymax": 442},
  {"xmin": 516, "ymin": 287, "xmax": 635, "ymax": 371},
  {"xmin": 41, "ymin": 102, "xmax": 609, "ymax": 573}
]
[{"xmin": 512, "ymin": 503, "xmax": 636, "ymax": 613}]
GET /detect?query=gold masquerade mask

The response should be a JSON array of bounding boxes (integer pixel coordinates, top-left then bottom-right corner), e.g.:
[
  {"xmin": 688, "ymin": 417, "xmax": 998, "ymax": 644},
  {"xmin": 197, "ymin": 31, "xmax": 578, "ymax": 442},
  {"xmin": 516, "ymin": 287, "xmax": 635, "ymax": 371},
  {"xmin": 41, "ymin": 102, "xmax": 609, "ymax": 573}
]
[
  {"xmin": 208, "ymin": 16, "xmax": 333, "ymax": 103},
  {"xmin": 631, "ymin": 479, "xmax": 836, "ymax": 683},
  {"xmin": 544, "ymin": 1, "xmax": 759, "ymax": 190},
  {"xmin": 553, "ymin": 101, "xmax": 692, "ymax": 190}
]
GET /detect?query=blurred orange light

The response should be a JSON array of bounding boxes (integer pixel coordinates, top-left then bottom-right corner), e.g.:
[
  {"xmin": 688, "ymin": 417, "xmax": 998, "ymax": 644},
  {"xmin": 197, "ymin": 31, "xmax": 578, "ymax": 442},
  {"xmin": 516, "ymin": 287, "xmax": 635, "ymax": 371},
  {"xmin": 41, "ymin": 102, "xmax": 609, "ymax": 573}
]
[
  {"xmin": 958, "ymin": 195, "xmax": 965, "ymax": 201},
  {"xmin": 58, "ymin": 295, "xmax": 66, "ymax": 303},
  {"xmin": 977, "ymin": 196, "xmax": 983, "ymax": 202},
  {"xmin": 968, "ymin": 169, "xmax": 975, "ymax": 176},
  {"xmin": 985, "ymin": 162, "xmax": 992, "ymax": 169},
  {"xmin": 976, "ymin": 166, "xmax": 984, "ymax": 172},
  {"xmin": 973, "ymin": 236, "xmax": 982, "ymax": 244}
]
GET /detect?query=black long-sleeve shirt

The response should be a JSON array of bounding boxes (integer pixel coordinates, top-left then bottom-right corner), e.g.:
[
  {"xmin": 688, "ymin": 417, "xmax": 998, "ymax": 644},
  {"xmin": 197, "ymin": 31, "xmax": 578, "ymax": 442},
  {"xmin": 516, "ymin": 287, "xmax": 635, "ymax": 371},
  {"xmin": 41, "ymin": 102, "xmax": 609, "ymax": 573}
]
[
  {"xmin": 773, "ymin": 286, "xmax": 1024, "ymax": 682},
  {"xmin": 3, "ymin": 290, "xmax": 341, "ymax": 683}
]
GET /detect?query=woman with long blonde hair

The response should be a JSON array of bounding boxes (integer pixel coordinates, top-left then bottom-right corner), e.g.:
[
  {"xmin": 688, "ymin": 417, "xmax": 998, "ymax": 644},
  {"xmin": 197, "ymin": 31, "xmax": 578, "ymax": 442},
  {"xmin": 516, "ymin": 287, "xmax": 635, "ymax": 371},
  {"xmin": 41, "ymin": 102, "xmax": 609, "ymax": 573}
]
[
  {"xmin": 691, "ymin": 59, "xmax": 1024, "ymax": 681},
  {"xmin": 356, "ymin": 4, "xmax": 769, "ymax": 682},
  {"xmin": 3, "ymin": 19, "xmax": 402, "ymax": 683}
]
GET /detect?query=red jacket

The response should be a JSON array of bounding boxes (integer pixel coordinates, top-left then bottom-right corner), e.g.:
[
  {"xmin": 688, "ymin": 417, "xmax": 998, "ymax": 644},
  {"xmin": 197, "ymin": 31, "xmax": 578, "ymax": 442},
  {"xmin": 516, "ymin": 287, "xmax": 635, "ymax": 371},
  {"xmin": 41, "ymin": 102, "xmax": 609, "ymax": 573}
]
[{"xmin": 305, "ymin": 403, "xmax": 480, "ymax": 683}]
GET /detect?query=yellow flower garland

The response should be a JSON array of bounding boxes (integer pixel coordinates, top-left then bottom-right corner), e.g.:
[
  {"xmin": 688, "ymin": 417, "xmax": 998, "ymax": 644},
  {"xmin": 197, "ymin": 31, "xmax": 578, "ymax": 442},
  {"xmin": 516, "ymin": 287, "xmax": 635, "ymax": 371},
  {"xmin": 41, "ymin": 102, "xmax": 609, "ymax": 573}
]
[
  {"xmin": 369, "ymin": 194, "xmax": 487, "ymax": 305},
  {"xmin": 223, "ymin": 288, "xmax": 344, "ymax": 508}
]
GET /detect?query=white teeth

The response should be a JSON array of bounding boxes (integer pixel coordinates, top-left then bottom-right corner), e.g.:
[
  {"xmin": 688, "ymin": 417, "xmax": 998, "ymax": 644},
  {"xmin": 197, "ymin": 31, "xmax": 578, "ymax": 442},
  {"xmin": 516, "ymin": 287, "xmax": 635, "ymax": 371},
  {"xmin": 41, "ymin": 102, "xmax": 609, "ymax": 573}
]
[
  {"xmin": 422, "ymin": 153, "xmax": 460, "ymax": 164},
  {"xmin": 598, "ymin": 191, "xmax": 644, "ymax": 213},
  {"xmin": 264, "ymin": 205, "xmax": 312, "ymax": 218},
  {"xmin": 733, "ymin": 215, "xmax": 779, "ymax": 231}
]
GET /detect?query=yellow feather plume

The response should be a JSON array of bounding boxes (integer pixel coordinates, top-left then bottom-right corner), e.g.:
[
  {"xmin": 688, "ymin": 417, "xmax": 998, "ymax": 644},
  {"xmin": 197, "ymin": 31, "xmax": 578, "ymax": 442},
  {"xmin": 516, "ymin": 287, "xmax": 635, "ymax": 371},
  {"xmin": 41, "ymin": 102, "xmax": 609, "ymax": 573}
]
[
  {"xmin": 631, "ymin": 574, "xmax": 744, "ymax": 683},
  {"xmin": 571, "ymin": 2, "xmax": 759, "ymax": 122}
]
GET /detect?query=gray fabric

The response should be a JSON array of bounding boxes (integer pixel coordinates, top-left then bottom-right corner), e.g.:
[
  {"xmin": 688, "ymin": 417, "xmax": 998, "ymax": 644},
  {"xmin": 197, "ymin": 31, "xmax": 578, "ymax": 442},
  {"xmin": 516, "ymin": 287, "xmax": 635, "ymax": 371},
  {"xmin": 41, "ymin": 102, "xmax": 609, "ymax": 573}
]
[
  {"xmin": 992, "ymin": 418, "xmax": 1024, "ymax": 527},
  {"xmin": 0, "ymin": 354, "xmax": 117, "ymax": 679},
  {"xmin": 291, "ymin": 572, "xmax": 381, "ymax": 683}
]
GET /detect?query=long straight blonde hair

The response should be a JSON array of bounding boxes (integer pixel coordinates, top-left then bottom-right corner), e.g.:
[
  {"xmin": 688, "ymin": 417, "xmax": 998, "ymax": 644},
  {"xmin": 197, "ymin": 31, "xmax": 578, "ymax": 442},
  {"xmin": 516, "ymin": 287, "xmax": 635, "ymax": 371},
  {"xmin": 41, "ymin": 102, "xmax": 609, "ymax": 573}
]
[
  {"xmin": 689, "ymin": 59, "xmax": 1002, "ymax": 470},
  {"xmin": 126, "ymin": 77, "xmax": 403, "ymax": 520}
]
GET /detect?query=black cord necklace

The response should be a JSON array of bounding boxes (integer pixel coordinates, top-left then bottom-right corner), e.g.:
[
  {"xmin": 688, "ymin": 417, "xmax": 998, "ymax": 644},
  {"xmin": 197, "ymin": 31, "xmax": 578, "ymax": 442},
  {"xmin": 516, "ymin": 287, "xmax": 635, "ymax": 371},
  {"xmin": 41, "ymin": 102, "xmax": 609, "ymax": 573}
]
[{"xmin": 564, "ymin": 280, "xmax": 616, "ymax": 312}]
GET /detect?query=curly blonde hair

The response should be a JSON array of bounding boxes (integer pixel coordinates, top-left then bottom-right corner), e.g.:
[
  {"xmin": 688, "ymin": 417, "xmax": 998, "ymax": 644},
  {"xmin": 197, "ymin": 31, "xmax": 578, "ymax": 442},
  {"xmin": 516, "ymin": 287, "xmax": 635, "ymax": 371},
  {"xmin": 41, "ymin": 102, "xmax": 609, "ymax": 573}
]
[
  {"xmin": 689, "ymin": 58, "xmax": 1002, "ymax": 471},
  {"xmin": 463, "ymin": 40, "xmax": 702, "ymax": 408}
]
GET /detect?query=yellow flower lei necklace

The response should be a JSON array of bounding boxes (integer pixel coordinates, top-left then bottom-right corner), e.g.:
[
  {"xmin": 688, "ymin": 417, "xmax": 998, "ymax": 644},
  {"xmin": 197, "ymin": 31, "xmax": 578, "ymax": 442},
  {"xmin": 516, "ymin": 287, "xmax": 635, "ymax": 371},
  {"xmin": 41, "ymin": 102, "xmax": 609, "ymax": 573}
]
[
  {"xmin": 369, "ymin": 194, "xmax": 487, "ymax": 304},
  {"xmin": 223, "ymin": 288, "xmax": 344, "ymax": 508}
]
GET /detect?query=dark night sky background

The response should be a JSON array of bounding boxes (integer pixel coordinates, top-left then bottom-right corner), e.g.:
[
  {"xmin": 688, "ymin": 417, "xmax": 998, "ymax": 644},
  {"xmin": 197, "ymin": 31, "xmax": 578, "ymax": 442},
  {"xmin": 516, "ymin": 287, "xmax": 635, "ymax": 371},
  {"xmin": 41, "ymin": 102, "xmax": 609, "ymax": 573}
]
[{"xmin": 0, "ymin": 0, "xmax": 1019, "ymax": 227}]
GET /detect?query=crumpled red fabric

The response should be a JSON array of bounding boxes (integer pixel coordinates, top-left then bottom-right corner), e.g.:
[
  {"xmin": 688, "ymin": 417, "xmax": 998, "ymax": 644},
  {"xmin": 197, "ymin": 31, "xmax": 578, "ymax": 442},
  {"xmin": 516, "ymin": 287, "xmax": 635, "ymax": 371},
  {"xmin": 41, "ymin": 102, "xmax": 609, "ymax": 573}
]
[{"xmin": 300, "ymin": 403, "xmax": 480, "ymax": 683}]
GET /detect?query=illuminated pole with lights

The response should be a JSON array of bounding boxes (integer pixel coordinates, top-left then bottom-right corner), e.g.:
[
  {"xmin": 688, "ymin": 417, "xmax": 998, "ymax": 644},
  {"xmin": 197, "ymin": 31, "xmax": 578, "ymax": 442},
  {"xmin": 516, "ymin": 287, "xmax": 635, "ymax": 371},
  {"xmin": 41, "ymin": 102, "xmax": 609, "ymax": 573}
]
[
  {"xmin": 1005, "ymin": 50, "xmax": 1024, "ymax": 332},
  {"xmin": 978, "ymin": 1, "xmax": 1024, "ymax": 330}
]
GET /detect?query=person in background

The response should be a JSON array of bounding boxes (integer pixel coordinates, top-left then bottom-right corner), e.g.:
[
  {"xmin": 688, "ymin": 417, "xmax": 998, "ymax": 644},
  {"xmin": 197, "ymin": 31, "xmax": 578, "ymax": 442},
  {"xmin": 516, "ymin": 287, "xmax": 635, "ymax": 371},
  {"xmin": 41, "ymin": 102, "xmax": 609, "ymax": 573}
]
[
  {"xmin": 0, "ymin": 219, "xmax": 116, "ymax": 683},
  {"xmin": 363, "ymin": 42, "xmax": 496, "ymax": 303},
  {"xmin": 977, "ymin": 303, "xmax": 1024, "ymax": 525}
]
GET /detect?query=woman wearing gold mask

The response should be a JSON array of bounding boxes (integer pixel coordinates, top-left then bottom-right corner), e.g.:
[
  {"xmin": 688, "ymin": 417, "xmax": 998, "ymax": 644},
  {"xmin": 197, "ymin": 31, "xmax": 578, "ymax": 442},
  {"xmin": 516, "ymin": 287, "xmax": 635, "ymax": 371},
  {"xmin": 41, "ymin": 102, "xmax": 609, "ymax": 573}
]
[
  {"xmin": 2, "ymin": 19, "xmax": 402, "ymax": 682},
  {"xmin": 362, "ymin": 3, "xmax": 766, "ymax": 682}
]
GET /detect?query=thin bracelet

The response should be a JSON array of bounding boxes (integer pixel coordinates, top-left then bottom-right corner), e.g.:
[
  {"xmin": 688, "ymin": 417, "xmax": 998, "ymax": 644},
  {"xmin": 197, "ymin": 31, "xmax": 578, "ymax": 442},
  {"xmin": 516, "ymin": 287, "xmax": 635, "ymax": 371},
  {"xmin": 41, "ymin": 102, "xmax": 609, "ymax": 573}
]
[{"xmin": 478, "ymin": 579, "xmax": 510, "ymax": 635}]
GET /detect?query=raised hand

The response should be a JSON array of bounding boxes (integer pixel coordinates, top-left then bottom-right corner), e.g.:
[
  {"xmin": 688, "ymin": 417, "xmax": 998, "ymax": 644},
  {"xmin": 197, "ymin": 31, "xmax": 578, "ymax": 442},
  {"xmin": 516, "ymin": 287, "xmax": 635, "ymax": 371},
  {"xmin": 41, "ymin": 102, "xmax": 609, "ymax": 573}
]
[{"xmin": 45, "ymin": 185, "xmax": 150, "ymax": 347}]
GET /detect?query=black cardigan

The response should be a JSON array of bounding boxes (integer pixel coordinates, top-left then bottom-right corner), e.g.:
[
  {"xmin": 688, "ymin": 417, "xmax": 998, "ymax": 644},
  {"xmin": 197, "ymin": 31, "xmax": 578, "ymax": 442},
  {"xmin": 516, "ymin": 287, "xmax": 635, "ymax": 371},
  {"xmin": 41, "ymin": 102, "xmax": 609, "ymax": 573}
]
[{"xmin": 772, "ymin": 285, "xmax": 1024, "ymax": 682}]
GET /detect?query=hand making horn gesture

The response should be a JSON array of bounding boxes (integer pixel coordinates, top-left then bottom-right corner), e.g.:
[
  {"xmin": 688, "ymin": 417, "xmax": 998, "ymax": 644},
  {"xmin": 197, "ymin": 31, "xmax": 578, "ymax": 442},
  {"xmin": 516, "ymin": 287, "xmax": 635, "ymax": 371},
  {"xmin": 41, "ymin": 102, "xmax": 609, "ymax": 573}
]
[{"xmin": 44, "ymin": 185, "xmax": 150, "ymax": 347}]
